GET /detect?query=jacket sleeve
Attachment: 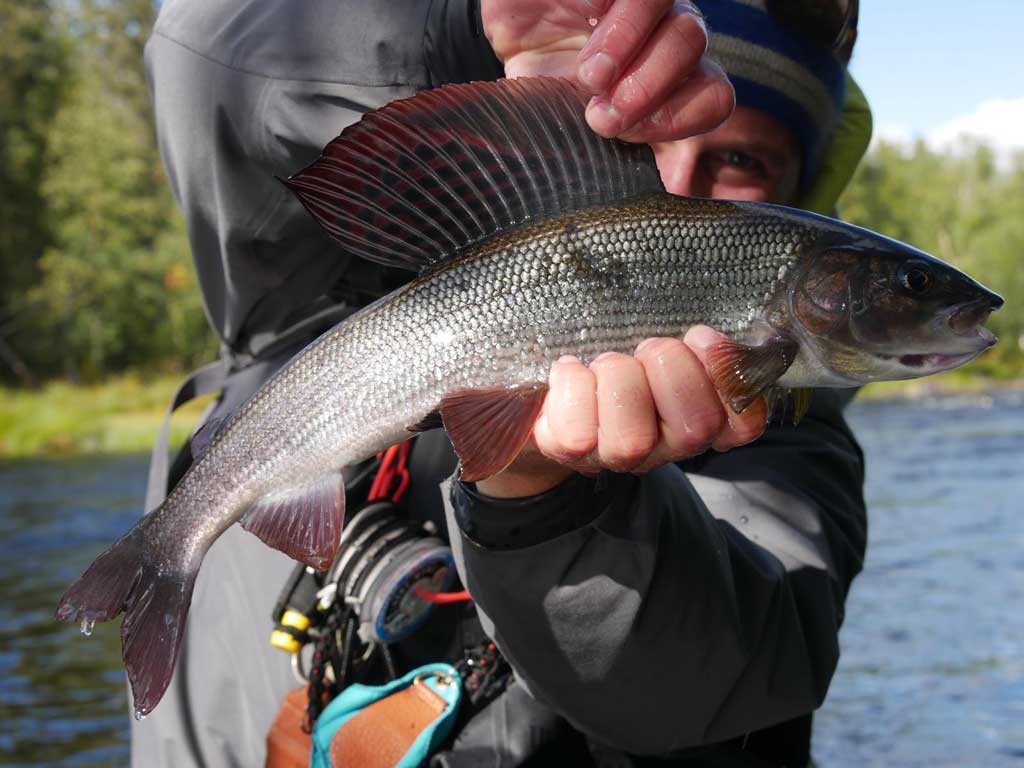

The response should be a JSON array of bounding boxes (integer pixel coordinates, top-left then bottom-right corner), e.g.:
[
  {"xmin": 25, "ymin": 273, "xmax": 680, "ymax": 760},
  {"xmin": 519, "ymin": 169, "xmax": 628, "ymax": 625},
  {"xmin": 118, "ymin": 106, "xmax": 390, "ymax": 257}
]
[{"xmin": 443, "ymin": 389, "xmax": 866, "ymax": 755}]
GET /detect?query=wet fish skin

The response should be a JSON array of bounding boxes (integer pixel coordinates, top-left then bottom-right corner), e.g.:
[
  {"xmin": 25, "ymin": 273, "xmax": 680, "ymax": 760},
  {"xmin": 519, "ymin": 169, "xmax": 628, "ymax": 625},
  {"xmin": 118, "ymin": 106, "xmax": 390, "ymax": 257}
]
[
  {"xmin": 156, "ymin": 192, "xmax": 827, "ymax": 522},
  {"xmin": 54, "ymin": 76, "xmax": 1003, "ymax": 718},
  {"xmin": 57, "ymin": 191, "xmax": 816, "ymax": 716},
  {"xmin": 56, "ymin": 191, "xmax": 1001, "ymax": 719}
]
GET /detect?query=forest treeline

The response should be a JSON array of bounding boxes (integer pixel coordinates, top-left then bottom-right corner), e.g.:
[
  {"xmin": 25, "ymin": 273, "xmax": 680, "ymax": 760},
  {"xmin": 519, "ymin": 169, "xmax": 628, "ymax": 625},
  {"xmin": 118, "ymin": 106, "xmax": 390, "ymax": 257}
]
[{"xmin": 2, "ymin": 0, "xmax": 1022, "ymax": 386}]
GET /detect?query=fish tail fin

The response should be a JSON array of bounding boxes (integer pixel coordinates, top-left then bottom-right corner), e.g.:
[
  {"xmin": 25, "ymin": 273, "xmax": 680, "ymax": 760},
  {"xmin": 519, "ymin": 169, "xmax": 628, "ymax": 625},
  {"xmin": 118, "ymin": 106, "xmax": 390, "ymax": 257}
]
[{"xmin": 55, "ymin": 525, "xmax": 198, "ymax": 718}]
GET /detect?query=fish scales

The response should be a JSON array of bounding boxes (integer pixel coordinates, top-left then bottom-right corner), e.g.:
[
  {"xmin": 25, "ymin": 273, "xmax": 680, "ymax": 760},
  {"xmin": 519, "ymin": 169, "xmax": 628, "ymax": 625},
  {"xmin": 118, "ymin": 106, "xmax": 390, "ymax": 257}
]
[
  {"xmin": 152, "ymin": 195, "xmax": 810, "ymax": 553},
  {"xmin": 57, "ymin": 77, "xmax": 1001, "ymax": 719}
]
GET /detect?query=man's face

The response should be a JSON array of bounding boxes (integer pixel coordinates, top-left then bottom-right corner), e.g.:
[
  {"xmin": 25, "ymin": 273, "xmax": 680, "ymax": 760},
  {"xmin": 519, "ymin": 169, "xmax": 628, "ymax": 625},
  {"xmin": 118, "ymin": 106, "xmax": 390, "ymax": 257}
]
[{"xmin": 652, "ymin": 105, "xmax": 802, "ymax": 206}]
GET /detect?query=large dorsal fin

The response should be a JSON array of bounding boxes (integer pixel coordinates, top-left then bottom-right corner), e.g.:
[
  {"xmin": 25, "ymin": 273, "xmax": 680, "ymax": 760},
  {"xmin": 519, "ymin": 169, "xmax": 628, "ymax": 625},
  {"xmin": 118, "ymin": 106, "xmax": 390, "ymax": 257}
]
[{"xmin": 283, "ymin": 77, "xmax": 664, "ymax": 272}]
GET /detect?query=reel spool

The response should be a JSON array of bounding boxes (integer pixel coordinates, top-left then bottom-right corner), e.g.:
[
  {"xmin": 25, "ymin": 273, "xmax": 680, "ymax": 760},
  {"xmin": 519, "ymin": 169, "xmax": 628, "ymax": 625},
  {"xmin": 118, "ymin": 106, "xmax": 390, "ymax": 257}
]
[{"xmin": 323, "ymin": 502, "xmax": 457, "ymax": 645}]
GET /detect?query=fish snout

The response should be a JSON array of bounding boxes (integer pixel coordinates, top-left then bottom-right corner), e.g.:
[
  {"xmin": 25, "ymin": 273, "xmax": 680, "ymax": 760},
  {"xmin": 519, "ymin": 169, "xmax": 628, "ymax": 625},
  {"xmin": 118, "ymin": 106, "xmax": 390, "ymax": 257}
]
[{"xmin": 948, "ymin": 295, "xmax": 1002, "ymax": 347}]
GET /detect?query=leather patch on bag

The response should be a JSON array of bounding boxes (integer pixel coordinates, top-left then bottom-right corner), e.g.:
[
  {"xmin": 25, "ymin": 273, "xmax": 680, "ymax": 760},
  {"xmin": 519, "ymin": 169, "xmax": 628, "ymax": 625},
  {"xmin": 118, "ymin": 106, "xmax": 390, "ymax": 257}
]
[
  {"xmin": 329, "ymin": 678, "xmax": 447, "ymax": 767},
  {"xmin": 265, "ymin": 687, "xmax": 312, "ymax": 768}
]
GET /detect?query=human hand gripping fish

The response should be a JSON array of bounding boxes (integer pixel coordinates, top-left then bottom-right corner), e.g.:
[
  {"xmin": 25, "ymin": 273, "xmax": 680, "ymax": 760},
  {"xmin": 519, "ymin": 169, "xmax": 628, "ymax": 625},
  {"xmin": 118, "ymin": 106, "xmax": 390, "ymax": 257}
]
[
  {"xmin": 55, "ymin": 77, "xmax": 1002, "ymax": 717},
  {"xmin": 476, "ymin": 0, "xmax": 753, "ymax": 500}
]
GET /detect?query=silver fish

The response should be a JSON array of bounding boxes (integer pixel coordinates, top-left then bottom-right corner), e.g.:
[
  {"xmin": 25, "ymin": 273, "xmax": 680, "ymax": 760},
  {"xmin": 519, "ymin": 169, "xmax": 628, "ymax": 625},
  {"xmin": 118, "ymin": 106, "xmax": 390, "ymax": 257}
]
[{"xmin": 56, "ymin": 77, "xmax": 1002, "ymax": 717}]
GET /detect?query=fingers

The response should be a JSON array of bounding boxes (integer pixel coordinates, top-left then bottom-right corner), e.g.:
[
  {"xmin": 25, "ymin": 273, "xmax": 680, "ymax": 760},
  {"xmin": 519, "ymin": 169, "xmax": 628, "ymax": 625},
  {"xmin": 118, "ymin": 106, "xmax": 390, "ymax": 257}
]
[
  {"xmin": 577, "ymin": 0, "xmax": 675, "ymax": 94},
  {"xmin": 534, "ymin": 355, "xmax": 599, "ymax": 465},
  {"xmin": 591, "ymin": 353, "xmax": 659, "ymax": 471},
  {"xmin": 577, "ymin": 0, "xmax": 731, "ymax": 141},
  {"xmin": 631, "ymin": 337, "xmax": 723, "ymax": 471},
  {"xmin": 583, "ymin": 3, "xmax": 710, "ymax": 136},
  {"xmin": 535, "ymin": 352, "xmax": 661, "ymax": 474},
  {"xmin": 617, "ymin": 60, "xmax": 734, "ymax": 143},
  {"xmin": 683, "ymin": 326, "xmax": 768, "ymax": 451},
  {"xmin": 533, "ymin": 332, "xmax": 768, "ymax": 478}
]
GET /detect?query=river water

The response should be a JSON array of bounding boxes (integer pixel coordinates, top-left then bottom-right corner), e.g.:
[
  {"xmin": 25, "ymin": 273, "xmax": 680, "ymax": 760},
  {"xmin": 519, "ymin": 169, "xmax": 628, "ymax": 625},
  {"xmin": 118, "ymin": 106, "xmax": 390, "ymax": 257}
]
[{"xmin": 1, "ymin": 394, "xmax": 1022, "ymax": 766}]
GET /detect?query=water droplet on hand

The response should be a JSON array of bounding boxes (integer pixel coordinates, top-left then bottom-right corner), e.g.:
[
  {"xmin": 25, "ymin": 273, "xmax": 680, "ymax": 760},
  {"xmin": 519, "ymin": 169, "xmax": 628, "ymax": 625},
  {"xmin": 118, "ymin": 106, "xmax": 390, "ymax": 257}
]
[
  {"xmin": 80, "ymin": 618, "xmax": 95, "ymax": 636},
  {"xmin": 588, "ymin": 16, "xmax": 599, "ymax": 27}
]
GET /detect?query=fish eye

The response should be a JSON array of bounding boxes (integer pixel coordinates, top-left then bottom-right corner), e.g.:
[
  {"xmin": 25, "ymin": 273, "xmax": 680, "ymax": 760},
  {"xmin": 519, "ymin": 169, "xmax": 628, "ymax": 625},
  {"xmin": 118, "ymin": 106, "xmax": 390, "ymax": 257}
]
[{"xmin": 898, "ymin": 262, "xmax": 933, "ymax": 295}]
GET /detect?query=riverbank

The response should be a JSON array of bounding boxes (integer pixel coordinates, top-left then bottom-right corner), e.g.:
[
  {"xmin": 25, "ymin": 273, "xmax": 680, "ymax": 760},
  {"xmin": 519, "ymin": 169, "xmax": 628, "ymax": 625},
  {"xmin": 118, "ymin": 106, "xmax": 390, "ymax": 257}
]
[
  {"xmin": 2, "ymin": 370, "xmax": 1022, "ymax": 459},
  {"xmin": 0, "ymin": 374, "xmax": 214, "ymax": 458},
  {"xmin": 854, "ymin": 370, "xmax": 1024, "ymax": 400}
]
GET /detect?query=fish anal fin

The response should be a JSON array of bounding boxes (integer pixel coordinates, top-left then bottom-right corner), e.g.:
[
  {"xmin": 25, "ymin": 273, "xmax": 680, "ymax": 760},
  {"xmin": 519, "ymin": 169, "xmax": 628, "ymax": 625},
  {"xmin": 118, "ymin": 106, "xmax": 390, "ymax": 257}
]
[
  {"xmin": 707, "ymin": 336, "xmax": 799, "ymax": 413},
  {"xmin": 241, "ymin": 472, "xmax": 345, "ymax": 571},
  {"xmin": 440, "ymin": 384, "xmax": 548, "ymax": 483}
]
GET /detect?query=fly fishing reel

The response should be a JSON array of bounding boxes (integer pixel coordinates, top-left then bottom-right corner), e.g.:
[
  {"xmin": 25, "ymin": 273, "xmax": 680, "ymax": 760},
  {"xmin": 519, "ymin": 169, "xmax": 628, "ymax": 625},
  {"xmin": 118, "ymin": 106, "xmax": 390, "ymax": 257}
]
[
  {"xmin": 319, "ymin": 501, "xmax": 457, "ymax": 645},
  {"xmin": 270, "ymin": 497, "xmax": 460, "ymax": 690}
]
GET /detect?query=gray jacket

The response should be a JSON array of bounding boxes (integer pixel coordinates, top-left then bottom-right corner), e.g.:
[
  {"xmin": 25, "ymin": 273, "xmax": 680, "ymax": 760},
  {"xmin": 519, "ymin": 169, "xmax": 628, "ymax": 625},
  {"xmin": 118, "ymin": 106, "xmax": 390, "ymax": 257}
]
[{"xmin": 137, "ymin": 1, "xmax": 866, "ymax": 765}]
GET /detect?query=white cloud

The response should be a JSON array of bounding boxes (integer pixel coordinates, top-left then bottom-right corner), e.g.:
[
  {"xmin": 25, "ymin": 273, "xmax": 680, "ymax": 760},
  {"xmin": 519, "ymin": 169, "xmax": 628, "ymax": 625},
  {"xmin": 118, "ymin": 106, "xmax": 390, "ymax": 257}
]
[
  {"xmin": 871, "ymin": 122, "xmax": 914, "ymax": 149},
  {"xmin": 871, "ymin": 98, "xmax": 1024, "ymax": 159},
  {"xmin": 926, "ymin": 97, "xmax": 1024, "ymax": 153}
]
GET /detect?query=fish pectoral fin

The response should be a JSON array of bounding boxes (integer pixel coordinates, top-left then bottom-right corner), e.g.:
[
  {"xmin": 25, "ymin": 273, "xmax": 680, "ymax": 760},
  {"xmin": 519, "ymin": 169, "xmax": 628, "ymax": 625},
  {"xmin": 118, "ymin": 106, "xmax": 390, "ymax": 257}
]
[
  {"xmin": 240, "ymin": 471, "xmax": 345, "ymax": 571},
  {"xmin": 706, "ymin": 335, "xmax": 800, "ymax": 413},
  {"xmin": 440, "ymin": 384, "xmax": 549, "ymax": 483}
]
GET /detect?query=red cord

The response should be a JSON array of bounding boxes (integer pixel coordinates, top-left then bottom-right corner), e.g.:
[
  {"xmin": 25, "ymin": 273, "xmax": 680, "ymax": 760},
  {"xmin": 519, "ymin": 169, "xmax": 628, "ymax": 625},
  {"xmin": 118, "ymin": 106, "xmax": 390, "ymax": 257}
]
[
  {"xmin": 368, "ymin": 441, "xmax": 472, "ymax": 604},
  {"xmin": 415, "ymin": 586, "xmax": 472, "ymax": 604},
  {"xmin": 367, "ymin": 442, "xmax": 412, "ymax": 503}
]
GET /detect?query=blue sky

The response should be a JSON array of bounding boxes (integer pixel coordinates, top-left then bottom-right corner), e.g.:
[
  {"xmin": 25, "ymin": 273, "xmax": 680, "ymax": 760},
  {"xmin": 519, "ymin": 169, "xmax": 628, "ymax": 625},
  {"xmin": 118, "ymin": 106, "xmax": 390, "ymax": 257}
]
[{"xmin": 850, "ymin": 1, "xmax": 1024, "ymax": 150}]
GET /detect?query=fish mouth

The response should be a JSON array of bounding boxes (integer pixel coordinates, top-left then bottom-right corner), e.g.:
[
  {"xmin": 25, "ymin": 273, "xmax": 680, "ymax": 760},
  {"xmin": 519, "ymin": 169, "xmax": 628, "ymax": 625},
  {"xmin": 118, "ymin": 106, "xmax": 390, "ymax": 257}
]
[
  {"xmin": 878, "ymin": 325, "xmax": 997, "ymax": 374},
  {"xmin": 875, "ymin": 302, "xmax": 1000, "ymax": 373},
  {"xmin": 894, "ymin": 350, "xmax": 985, "ymax": 371},
  {"xmin": 949, "ymin": 297, "xmax": 1000, "ymax": 337}
]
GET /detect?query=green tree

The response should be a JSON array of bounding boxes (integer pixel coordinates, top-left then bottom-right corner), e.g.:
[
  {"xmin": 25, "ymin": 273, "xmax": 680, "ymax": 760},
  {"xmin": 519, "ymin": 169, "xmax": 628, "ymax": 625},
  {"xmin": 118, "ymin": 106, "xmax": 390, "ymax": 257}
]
[
  {"xmin": 0, "ymin": 0, "xmax": 69, "ymax": 381},
  {"xmin": 28, "ymin": 0, "xmax": 214, "ymax": 378}
]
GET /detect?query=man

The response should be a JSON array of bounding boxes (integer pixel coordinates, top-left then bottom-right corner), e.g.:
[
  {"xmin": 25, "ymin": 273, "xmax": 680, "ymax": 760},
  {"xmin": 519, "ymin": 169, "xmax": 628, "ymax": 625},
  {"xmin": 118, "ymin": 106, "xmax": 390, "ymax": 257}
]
[{"xmin": 138, "ymin": 0, "xmax": 868, "ymax": 764}]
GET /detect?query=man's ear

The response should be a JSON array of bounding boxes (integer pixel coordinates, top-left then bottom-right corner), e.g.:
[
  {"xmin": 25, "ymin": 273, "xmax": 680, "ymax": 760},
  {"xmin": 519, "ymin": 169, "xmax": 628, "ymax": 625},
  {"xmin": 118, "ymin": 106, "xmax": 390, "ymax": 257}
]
[{"xmin": 799, "ymin": 73, "xmax": 873, "ymax": 216}]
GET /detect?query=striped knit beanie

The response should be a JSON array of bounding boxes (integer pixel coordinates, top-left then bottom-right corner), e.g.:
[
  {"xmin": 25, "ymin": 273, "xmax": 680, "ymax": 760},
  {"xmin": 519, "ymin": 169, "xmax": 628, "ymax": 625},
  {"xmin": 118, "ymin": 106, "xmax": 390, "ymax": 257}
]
[{"xmin": 700, "ymin": 0, "xmax": 848, "ymax": 188}]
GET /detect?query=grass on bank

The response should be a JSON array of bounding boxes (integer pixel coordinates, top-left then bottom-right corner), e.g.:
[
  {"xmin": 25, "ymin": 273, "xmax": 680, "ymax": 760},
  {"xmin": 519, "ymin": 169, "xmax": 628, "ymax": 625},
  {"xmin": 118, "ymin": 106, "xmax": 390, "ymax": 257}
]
[
  {"xmin": 1, "ymin": 361, "xmax": 1021, "ymax": 459},
  {"xmin": 0, "ymin": 373, "xmax": 215, "ymax": 458}
]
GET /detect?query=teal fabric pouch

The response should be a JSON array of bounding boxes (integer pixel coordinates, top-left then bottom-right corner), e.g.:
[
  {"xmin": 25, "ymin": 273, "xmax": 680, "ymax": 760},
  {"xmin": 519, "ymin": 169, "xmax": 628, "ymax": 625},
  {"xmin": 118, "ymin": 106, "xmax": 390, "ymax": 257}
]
[{"xmin": 310, "ymin": 663, "xmax": 461, "ymax": 768}]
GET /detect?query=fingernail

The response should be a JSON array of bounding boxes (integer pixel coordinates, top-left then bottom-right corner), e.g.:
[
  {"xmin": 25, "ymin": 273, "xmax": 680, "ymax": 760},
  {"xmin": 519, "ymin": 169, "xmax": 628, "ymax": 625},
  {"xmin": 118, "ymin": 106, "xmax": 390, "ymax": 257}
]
[
  {"xmin": 683, "ymin": 325, "xmax": 724, "ymax": 351},
  {"xmin": 577, "ymin": 51, "xmax": 616, "ymax": 93},
  {"xmin": 586, "ymin": 98, "xmax": 621, "ymax": 136},
  {"xmin": 555, "ymin": 354, "xmax": 580, "ymax": 366},
  {"xmin": 634, "ymin": 338, "xmax": 659, "ymax": 356}
]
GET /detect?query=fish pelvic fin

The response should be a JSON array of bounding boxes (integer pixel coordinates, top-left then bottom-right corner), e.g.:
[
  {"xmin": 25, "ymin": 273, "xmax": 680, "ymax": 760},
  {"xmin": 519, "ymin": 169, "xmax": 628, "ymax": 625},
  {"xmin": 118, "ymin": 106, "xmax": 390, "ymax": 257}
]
[
  {"xmin": 240, "ymin": 471, "xmax": 345, "ymax": 571},
  {"xmin": 764, "ymin": 386, "xmax": 815, "ymax": 426},
  {"xmin": 707, "ymin": 336, "xmax": 800, "ymax": 414},
  {"xmin": 55, "ymin": 526, "xmax": 198, "ymax": 719},
  {"xmin": 440, "ymin": 383, "xmax": 548, "ymax": 483},
  {"xmin": 283, "ymin": 77, "xmax": 664, "ymax": 273}
]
